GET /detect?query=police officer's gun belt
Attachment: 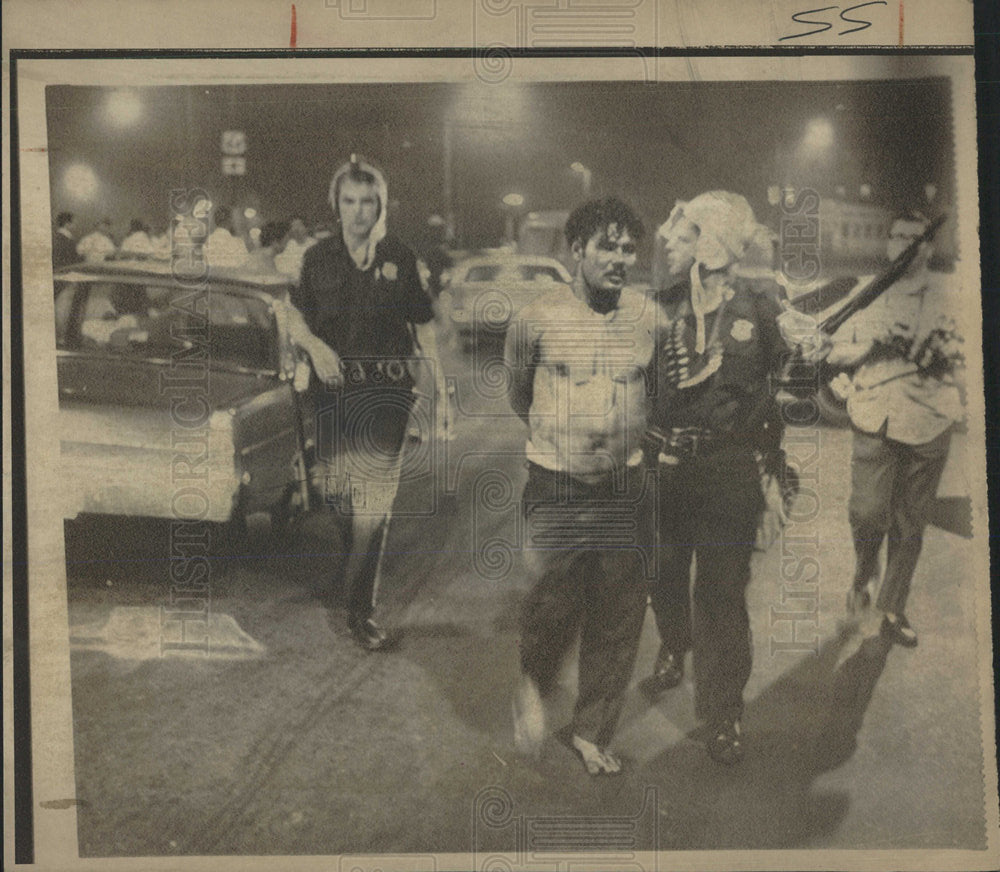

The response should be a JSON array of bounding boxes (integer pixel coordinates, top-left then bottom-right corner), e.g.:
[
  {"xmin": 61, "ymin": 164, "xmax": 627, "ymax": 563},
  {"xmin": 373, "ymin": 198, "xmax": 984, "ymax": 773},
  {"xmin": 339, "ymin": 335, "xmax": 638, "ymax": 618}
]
[
  {"xmin": 341, "ymin": 358, "xmax": 411, "ymax": 386},
  {"xmin": 646, "ymin": 426, "xmax": 729, "ymax": 460}
]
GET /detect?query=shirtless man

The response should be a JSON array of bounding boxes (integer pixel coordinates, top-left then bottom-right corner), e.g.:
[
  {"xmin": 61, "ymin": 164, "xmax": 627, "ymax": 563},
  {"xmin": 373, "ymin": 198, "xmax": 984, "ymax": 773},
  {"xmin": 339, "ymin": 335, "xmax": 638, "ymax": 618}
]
[{"xmin": 505, "ymin": 197, "xmax": 662, "ymax": 775}]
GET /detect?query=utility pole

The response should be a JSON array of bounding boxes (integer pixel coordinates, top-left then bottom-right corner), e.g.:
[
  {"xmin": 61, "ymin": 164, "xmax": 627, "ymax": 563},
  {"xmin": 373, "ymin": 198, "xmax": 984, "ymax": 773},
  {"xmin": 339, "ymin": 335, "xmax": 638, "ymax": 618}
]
[{"xmin": 443, "ymin": 120, "xmax": 455, "ymax": 242}]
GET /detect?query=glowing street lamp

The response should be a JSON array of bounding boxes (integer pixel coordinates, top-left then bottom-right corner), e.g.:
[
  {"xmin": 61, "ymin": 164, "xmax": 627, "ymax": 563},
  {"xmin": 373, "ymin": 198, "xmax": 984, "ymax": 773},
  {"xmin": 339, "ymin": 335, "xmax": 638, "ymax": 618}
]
[
  {"xmin": 105, "ymin": 89, "xmax": 143, "ymax": 127},
  {"xmin": 501, "ymin": 193, "xmax": 526, "ymax": 244},
  {"xmin": 801, "ymin": 118, "xmax": 834, "ymax": 154},
  {"xmin": 795, "ymin": 118, "xmax": 835, "ymax": 179}
]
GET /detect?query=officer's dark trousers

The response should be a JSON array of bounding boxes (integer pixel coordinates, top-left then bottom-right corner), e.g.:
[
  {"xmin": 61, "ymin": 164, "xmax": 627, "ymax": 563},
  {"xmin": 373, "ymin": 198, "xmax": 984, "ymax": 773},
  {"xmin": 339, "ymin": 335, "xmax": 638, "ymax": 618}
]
[
  {"xmin": 519, "ymin": 462, "xmax": 650, "ymax": 748},
  {"xmin": 649, "ymin": 446, "xmax": 763, "ymax": 725},
  {"xmin": 849, "ymin": 427, "xmax": 950, "ymax": 615},
  {"xmin": 311, "ymin": 383, "xmax": 415, "ymax": 621}
]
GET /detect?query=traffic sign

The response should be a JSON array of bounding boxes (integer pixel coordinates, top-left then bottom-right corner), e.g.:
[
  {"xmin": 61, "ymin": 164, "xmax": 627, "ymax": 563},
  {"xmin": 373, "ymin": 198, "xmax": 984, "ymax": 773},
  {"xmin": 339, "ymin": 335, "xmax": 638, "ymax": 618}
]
[
  {"xmin": 221, "ymin": 130, "xmax": 247, "ymax": 156},
  {"xmin": 221, "ymin": 156, "xmax": 246, "ymax": 176}
]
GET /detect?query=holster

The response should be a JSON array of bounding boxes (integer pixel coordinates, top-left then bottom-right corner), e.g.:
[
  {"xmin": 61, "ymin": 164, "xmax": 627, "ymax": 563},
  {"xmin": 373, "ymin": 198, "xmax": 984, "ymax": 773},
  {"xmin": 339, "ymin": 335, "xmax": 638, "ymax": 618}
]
[{"xmin": 644, "ymin": 426, "xmax": 727, "ymax": 466}]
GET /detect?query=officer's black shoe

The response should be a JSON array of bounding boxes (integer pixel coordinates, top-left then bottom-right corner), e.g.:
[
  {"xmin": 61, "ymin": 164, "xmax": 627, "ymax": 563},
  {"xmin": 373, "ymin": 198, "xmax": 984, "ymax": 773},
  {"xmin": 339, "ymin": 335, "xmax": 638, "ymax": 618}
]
[
  {"xmin": 707, "ymin": 718, "xmax": 744, "ymax": 765},
  {"xmin": 652, "ymin": 646, "xmax": 684, "ymax": 692},
  {"xmin": 349, "ymin": 617, "xmax": 389, "ymax": 651},
  {"xmin": 880, "ymin": 613, "xmax": 918, "ymax": 648}
]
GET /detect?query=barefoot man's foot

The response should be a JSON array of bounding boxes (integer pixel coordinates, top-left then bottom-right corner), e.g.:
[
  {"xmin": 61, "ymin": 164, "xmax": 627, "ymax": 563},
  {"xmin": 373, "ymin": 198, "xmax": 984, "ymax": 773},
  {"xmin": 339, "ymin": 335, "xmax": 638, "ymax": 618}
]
[{"xmin": 571, "ymin": 734, "xmax": 622, "ymax": 776}]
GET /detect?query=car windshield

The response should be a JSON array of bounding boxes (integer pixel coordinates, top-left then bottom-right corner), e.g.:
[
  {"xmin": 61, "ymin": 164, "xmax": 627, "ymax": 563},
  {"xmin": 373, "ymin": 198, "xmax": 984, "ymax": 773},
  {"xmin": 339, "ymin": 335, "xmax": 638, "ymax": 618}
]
[
  {"xmin": 517, "ymin": 265, "xmax": 564, "ymax": 282},
  {"xmin": 55, "ymin": 280, "xmax": 278, "ymax": 371},
  {"xmin": 463, "ymin": 264, "xmax": 503, "ymax": 282},
  {"xmin": 460, "ymin": 262, "xmax": 566, "ymax": 284}
]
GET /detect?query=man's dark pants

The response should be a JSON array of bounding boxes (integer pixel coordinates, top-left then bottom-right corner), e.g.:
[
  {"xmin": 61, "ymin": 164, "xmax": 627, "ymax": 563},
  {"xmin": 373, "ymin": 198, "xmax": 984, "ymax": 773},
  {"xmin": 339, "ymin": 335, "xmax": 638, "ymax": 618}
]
[
  {"xmin": 648, "ymin": 445, "xmax": 763, "ymax": 725},
  {"xmin": 518, "ymin": 462, "xmax": 651, "ymax": 748},
  {"xmin": 849, "ymin": 426, "xmax": 951, "ymax": 614}
]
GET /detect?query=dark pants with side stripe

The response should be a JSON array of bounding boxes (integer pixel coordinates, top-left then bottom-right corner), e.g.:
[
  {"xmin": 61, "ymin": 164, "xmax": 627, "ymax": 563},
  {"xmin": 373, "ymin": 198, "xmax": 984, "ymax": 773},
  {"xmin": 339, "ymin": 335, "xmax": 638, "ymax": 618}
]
[
  {"xmin": 518, "ymin": 463, "xmax": 650, "ymax": 748},
  {"xmin": 649, "ymin": 446, "xmax": 763, "ymax": 725},
  {"xmin": 310, "ymin": 381, "xmax": 415, "ymax": 622}
]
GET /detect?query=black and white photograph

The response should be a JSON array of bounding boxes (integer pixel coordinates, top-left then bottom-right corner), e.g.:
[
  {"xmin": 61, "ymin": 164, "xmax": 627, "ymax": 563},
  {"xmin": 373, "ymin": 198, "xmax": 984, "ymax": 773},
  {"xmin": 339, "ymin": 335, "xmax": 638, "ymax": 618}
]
[{"xmin": 4, "ymin": 3, "xmax": 998, "ymax": 871}]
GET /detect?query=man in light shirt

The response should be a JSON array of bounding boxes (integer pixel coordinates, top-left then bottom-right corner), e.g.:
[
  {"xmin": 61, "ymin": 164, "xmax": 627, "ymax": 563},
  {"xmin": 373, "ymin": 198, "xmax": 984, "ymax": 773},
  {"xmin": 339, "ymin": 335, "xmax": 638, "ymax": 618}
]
[
  {"xmin": 241, "ymin": 220, "xmax": 291, "ymax": 275},
  {"xmin": 120, "ymin": 219, "xmax": 154, "ymax": 258},
  {"xmin": 505, "ymin": 197, "xmax": 663, "ymax": 776},
  {"xmin": 206, "ymin": 205, "xmax": 250, "ymax": 269},
  {"xmin": 274, "ymin": 216, "xmax": 315, "ymax": 282},
  {"xmin": 827, "ymin": 211, "xmax": 964, "ymax": 647},
  {"xmin": 76, "ymin": 218, "xmax": 117, "ymax": 263}
]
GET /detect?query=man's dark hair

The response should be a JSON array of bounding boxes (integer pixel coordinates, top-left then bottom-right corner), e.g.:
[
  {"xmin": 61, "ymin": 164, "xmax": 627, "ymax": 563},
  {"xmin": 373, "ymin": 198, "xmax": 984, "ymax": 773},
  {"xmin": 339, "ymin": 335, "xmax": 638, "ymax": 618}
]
[
  {"xmin": 129, "ymin": 218, "xmax": 147, "ymax": 234},
  {"xmin": 57, "ymin": 211, "xmax": 74, "ymax": 228},
  {"xmin": 564, "ymin": 197, "xmax": 644, "ymax": 249},
  {"xmin": 260, "ymin": 220, "xmax": 291, "ymax": 249}
]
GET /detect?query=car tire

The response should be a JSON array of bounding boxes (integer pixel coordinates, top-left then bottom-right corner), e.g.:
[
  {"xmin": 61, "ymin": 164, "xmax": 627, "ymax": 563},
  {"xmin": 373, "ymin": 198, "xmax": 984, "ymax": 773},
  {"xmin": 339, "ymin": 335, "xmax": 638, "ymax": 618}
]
[{"xmin": 815, "ymin": 381, "xmax": 851, "ymax": 428}]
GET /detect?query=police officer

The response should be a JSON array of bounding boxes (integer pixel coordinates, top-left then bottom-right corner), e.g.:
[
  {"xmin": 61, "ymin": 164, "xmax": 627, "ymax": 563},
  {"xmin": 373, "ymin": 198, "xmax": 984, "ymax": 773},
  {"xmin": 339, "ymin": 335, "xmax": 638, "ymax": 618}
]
[
  {"xmin": 647, "ymin": 191, "xmax": 823, "ymax": 764},
  {"xmin": 286, "ymin": 155, "xmax": 441, "ymax": 651}
]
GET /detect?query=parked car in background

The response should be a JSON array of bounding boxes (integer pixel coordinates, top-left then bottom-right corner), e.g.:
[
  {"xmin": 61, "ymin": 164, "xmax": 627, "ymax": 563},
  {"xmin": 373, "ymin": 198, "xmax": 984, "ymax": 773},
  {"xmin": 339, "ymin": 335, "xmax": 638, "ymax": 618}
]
[
  {"xmin": 442, "ymin": 253, "xmax": 572, "ymax": 341},
  {"xmin": 53, "ymin": 260, "xmax": 313, "ymax": 536},
  {"xmin": 517, "ymin": 209, "xmax": 571, "ymax": 267}
]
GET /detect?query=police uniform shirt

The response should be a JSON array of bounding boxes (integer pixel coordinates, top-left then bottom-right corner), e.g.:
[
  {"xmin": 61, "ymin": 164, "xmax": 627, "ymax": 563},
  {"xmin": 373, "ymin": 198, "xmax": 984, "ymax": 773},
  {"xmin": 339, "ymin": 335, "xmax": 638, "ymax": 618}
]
[
  {"xmin": 292, "ymin": 232, "xmax": 434, "ymax": 365},
  {"xmin": 653, "ymin": 279, "xmax": 786, "ymax": 439}
]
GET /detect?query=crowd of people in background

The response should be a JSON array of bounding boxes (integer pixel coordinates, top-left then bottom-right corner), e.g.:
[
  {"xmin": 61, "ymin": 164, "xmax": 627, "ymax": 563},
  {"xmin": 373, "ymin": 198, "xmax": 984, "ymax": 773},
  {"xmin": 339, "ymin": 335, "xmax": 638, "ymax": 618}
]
[{"xmin": 50, "ymin": 205, "xmax": 326, "ymax": 280}]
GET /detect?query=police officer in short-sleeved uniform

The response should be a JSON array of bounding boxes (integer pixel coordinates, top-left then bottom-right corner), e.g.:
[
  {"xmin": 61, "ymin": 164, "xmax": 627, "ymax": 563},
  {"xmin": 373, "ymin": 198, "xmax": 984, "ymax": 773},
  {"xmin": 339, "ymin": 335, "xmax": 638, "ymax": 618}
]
[
  {"xmin": 647, "ymin": 191, "xmax": 818, "ymax": 764},
  {"xmin": 287, "ymin": 156, "xmax": 436, "ymax": 651}
]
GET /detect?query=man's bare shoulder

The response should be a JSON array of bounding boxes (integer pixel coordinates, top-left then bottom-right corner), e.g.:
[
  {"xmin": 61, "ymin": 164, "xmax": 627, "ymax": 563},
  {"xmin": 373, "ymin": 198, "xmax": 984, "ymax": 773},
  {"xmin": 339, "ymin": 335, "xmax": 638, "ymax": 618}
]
[
  {"xmin": 619, "ymin": 287, "xmax": 670, "ymax": 327},
  {"xmin": 513, "ymin": 283, "xmax": 578, "ymax": 325}
]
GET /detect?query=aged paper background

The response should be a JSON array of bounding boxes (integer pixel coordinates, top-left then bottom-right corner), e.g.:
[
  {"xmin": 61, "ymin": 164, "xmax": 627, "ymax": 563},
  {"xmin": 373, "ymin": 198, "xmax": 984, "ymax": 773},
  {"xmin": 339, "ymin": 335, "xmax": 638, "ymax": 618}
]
[{"xmin": 3, "ymin": 1, "xmax": 995, "ymax": 870}]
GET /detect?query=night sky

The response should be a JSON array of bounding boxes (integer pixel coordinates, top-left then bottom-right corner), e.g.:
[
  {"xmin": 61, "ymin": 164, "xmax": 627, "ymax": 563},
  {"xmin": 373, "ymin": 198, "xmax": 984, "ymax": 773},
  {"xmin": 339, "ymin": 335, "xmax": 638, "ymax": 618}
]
[{"xmin": 45, "ymin": 77, "xmax": 954, "ymax": 259}]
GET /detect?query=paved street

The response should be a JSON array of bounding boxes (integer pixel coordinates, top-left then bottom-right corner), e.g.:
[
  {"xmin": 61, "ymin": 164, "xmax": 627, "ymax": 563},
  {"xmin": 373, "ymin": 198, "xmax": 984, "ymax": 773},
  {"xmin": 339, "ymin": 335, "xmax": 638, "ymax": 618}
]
[{"xmin": 63, "ymin": 335, "xmax": 987, "ymax": 858}]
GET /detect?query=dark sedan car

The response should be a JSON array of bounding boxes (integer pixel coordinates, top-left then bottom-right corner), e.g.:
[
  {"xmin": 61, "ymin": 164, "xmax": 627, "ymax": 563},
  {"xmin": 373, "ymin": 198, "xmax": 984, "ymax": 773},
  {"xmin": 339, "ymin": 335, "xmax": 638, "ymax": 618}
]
[{"xmin": 54, "ymin": 260, "xmax": 314, "ymax": 534}]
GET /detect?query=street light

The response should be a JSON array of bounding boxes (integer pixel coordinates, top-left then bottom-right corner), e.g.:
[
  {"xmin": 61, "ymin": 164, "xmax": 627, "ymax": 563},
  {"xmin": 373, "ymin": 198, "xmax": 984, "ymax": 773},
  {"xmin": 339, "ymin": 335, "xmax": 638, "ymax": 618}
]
[
  {"xmin": 105, "ymin": 89, "xmax": 143, "ymax": 127},
  {"xmin": 501, "ymin": 193, "xmax": 526, "ymax": 245},
  {"xmin": 802, "ymin": 118, "xmax": 834, "ymax": 153},
  {"xmin": 444, "ymin": 82, "xmax": 533, "ymax": 245},
  {"xmin": 570, "ymin": 162, "xmax": 592, "ymax": 197}
]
